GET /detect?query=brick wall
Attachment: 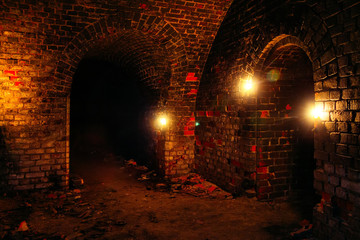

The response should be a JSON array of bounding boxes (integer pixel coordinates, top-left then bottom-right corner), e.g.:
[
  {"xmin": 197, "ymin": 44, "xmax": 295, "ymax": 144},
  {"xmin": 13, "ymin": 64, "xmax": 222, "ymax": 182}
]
[
  {"xmin": 1, "ymin": 0, "xmax": 360, "ymax": 238},
  {"xmin": 0, "ymin": 0, "xmax": 232, "ymax": 190},
  {"xmin": 195, "ymin": 0, "xmax": 360, "ymax": 239}
]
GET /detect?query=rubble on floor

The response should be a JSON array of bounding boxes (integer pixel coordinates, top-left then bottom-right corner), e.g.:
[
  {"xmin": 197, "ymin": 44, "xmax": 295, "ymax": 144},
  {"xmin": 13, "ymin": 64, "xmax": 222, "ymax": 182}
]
[
  {"xmin": 170, "ymin": 173, "xmax": 233, "ymax": 199},
  {"xmin": 127, "ymin": 159, "xmax": 232, "ymax": 199}
]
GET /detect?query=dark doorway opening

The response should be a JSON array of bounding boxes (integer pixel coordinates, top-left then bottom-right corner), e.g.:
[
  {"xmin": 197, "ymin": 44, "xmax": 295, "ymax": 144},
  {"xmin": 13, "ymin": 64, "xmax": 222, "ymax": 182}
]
[
  {"xmin": 261, "ymin": 44, "xmax": 319, "ymax": 219},
  {"xmin": 70, "ymin": 58, "xmax": 157, "ymax": 175}
]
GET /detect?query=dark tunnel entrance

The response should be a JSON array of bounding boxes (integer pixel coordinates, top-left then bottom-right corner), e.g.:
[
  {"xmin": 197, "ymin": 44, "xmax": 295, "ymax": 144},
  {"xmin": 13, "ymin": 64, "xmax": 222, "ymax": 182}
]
[{"xmin": 70, "ymin": 58, "xmax": 157, "ymax": 175}]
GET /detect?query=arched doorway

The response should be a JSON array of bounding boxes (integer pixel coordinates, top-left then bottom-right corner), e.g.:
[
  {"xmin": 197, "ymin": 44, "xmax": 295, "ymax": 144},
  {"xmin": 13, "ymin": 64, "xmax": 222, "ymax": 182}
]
[{"xmin": 255, "ymin": 36, "xmax": 319, "ymax": 218}]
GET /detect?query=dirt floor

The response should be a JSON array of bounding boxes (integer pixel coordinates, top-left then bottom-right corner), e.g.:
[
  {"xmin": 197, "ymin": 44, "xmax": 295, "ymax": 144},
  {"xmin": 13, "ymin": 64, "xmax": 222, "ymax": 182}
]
[{"xmin": 0, "ymin": 153, "xmax": 316, "ymax": 240}]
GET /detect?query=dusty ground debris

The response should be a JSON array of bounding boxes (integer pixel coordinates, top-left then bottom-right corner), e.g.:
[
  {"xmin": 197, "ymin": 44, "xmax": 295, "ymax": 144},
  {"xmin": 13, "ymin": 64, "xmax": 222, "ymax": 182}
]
[{"xmin": 1, "ymin": 158, "xmax": 316, "ymax": 240}]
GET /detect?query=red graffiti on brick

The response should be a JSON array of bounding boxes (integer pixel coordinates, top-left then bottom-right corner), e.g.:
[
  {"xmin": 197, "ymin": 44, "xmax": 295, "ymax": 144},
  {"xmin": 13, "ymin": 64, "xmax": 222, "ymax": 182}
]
[
  {"xmin": 196, "ymin": 140, "xmax": 202, "ymax": 146},
  {"xmin": 139, "ymin": 3, "xmax": 149, "ymax": 10},
  {"xmin": 286, "ymin": 104, "xmax": 292, "ymax": 110},
  {"xmin": 251, "ymin": 145, "xmax": 256, "ymax": 152},
  {"xmin": 206, "ymin": 111, "xmax": 214, "ymax": 117},
  {"xmin": 216, "ymin": 139, "xmax": 222, "ymax": 145},
  {"xmin": 4, "ymin": 70, "xmax": 19, "ymax": 75},
  {"xmin": 184, "ymin": 130, "xmax": 194, "ymax": 136},
  {"xmin": 186, "ymin": 72, "xmax": 198, "ymax": 82},
  {"xmin": 10, "ymin": 76, "xmax": 20, "ymax": 81},
  {"xmin": 15, "ymin": 82, "xmax": 24, "ymax": 86},
  {"xmin": 196, "ymin": 4, "xmax": 204, "ymax": 8},
  {"xmin": 195, "ymin": 65, "xmax": 200, "ymax": 69},
  {"xmin": 216, "ymin": 11, "xmax": 222, "ymax": 15},
  {"xmin": 186, "ymin": 89, "xmax": 198, "ymax": 95},
  {"xmin": 260, "ymin": 110, "xmax": 269, "ymax": 118}
]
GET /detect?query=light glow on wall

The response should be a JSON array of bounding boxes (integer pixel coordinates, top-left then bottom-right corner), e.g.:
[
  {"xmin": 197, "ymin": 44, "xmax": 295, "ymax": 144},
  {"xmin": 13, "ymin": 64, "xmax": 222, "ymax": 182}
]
[
  {"xmin": 159, "ymin": 117, "xmax": 167, "ymax": 126},
  {"xmin": 240, "ymin": 75, "xmax": 256, "ymax": 95},
  {"xmin": 308, "ymin": 105, "xmax": 327, "ymax": 121}
]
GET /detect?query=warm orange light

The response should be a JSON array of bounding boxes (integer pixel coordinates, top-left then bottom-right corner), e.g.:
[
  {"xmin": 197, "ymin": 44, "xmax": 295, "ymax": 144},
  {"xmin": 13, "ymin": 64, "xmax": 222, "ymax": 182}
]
[
  {"xmin": 243, "ymin": 79, "xmax": 254, "ymax": 91},
  {"xmin": 156, "ymin": 115, "xmax": 169, "ymax": 129},
  {"xmin": 240, "ymin": 75, "xmax": 256, "ymax": 95},
  {"xmin": 309, "ymin": 106, "xmax": 326, "ymax": 120},
  {"xmin": 159, "ymin": 117, "xmax": 167, "ymax": 126}
]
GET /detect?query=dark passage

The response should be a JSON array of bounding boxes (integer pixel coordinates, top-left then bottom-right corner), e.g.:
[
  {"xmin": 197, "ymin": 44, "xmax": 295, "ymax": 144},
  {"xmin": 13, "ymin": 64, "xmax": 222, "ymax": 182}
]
[{"xmin": 70, "ymin": 59, "xmax": 156, "ymax": 172}]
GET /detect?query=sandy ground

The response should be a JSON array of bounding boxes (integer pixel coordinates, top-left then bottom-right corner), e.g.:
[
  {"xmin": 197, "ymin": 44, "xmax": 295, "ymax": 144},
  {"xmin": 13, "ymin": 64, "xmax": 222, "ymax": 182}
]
[{"xmin": 0, "ymin": 154, "xmax": 314, "ymax": 240}]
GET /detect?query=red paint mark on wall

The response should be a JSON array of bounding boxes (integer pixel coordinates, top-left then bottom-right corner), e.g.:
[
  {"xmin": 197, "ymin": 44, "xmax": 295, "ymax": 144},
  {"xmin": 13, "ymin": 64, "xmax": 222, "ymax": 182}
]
[
  {"xmin": 184, "ymin": 130, "xmax": 194, "ymax": 136},
  {"xmin": 251, "ymin": 146, "xmax": 256, "ymax": 152},
  {"xmin": 196, "ymin": 4, "xmax": 204, "ymax": 8},
  {"xmin": 260, "ymin": 110, "xmax": 269, "ymax": 118},
  {"xmin": 15, "ymin": 82, "xmax": 24, "ymax": 86},
  {"xmin": 187, "ymin": 89, "xmax": 198, "ymax": 95},
  {"xmin": 4, "ymin": 70, "xmax": 18, "ymax": 75},
  {"xmin": 286, "ymin": 104, "xmax": 292, "ymax": 110},
  {"xmin": 139, "ymin": 3, "xmax": 149, "ymax": 9},
  {"xmin": 10, "ymin": 76, "xmax": 20, "ymax": 81},
  {"xmin": 206, "ymin": 111, "xmax": 214, "ymax": 117},
  {"xmin": 186, "ymin": 72, "xmax": 198, "ymax": 82}
]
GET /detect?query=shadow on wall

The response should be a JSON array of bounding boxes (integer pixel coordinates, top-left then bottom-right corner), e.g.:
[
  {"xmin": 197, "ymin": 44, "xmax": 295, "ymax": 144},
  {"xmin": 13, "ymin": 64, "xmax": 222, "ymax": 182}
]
[{"xmin": 0, "ymin": 127, "xmax": 12, "ymax": 192}]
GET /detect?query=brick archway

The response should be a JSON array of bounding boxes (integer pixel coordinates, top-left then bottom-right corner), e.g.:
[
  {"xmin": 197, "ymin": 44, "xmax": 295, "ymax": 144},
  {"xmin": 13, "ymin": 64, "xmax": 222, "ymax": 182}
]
[
  {"xmin": 252, "ymin": 35, "xmax": 316, "ymax": 202},
  {"xmin": 52, "ymin": 12, "xmax": 193, "ymax": 185},
  {"xmin": 54, "ymin": 12, "xmax": 189, "ymax": 94}
]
